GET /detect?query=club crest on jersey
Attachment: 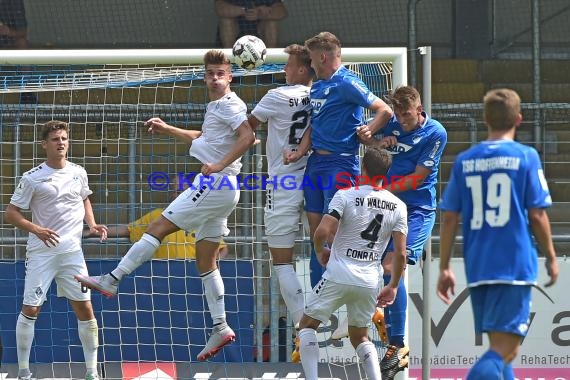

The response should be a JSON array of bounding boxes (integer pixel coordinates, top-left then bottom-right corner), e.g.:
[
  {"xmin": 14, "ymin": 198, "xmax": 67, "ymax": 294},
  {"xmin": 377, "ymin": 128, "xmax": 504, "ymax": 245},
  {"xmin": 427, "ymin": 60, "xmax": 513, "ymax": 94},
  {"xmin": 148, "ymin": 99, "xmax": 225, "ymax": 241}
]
[
  {"xmin": 387, "ymin": 143, "xmax": 412, "ymax": 154},
  {"xmin": 412, "ymin": 136, "xmax": 422, "ymax": 144},
  {"xmin": 311, "ymin": 99, "xmax": 326, "ymax": 114},
  {"xmin": 392, "ymin": 130, "xmax": 401, "ymax": 136}
]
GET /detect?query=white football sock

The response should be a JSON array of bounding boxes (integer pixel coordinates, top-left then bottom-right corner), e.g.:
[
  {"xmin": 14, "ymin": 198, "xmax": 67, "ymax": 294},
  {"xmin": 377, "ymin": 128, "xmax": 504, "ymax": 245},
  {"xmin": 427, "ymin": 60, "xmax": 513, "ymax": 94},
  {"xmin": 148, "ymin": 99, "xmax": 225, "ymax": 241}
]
[
  {"xmin": 78, "ymin": 319, "xmax": 99, "ymax": 373},
  {"xmin": 201, "ymin": 269, "xmax": 226, "ymax": 325},
  {"xmin": 274, "ymin": 264, "xmax": 304, "ymax": 324},
  {"xmin": 299, "ymin": 328, "xmax": 319, "ymax": 380},
  {"xmin": 113, "ymin": 233, "xmax": 160, "ymax": 279},
  {"xmin": 16, "ymin": 313, "xmax": 36, "ymax": 372},
  {"xmin": 356, "ymin": 341, "xmax": 381, "ymax": 380}
]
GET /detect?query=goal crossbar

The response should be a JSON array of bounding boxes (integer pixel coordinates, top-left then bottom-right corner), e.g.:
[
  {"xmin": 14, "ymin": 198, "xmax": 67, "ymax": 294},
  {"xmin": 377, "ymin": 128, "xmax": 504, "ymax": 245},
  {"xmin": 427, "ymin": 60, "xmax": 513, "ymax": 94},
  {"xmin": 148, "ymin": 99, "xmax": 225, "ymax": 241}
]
[{"xmin": 0, "ymin": 47, "xmax": 408, "ymax": 87}]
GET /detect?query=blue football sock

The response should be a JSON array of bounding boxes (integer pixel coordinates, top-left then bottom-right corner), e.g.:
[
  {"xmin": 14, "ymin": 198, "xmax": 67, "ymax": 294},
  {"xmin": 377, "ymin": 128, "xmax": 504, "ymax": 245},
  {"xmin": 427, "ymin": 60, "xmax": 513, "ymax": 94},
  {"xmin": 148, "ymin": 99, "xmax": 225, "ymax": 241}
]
[
  {"xmin": 309, "ymin": 241, "xmax": 325, "ymax": 288},
  {"xmin": 383, "ymin": 274, "xmax": 406, "ymax": 347},
  {"xmin": 466, "ymin": 350, "xmax": 504, "ymax": 380}
]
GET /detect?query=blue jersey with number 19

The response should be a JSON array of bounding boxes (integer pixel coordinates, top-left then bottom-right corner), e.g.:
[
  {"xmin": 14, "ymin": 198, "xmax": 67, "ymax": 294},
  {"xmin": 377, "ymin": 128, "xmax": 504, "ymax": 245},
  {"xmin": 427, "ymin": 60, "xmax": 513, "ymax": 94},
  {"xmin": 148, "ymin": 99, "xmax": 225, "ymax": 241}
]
[
  {"xmin": 439, "ymin": 140, "xmax": 552, "ymax": 286},
  {"xmin": 310, "ymin": 66, "xmax": 379, "ymax": 154}
]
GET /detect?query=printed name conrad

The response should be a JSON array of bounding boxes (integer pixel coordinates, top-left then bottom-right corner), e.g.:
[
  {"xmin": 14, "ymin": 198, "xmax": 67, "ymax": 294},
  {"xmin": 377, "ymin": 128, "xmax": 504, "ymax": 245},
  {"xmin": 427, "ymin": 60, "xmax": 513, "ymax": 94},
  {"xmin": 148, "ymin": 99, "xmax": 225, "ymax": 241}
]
[{"xmin": 147, "ymin": 172, "xmax": 423, "ymax": 191}]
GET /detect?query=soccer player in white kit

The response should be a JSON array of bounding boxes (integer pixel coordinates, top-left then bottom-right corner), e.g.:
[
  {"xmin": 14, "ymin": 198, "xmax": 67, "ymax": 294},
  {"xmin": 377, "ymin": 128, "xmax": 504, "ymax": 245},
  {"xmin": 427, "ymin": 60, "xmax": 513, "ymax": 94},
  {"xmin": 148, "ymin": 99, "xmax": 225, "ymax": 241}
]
[
  {"xmin": 75, "ymin": 50, "xmax": 256, "ymax": 362},
  {"xmin": 5, "ymin": 120, "xmax": 108, "ymax": 380},
  {"xmin": 247, "ymin": 43, "xmax": 313, "ymax": 362},
  {"xmin": 297, "ymin": 147, "xmax": 408, "ymax": 380}
]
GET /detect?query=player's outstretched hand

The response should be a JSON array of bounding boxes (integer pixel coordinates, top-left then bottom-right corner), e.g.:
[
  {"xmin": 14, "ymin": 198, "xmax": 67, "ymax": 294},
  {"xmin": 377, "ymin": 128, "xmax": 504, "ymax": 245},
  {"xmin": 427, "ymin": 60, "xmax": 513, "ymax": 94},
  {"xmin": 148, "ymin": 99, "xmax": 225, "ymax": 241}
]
[
  {"xmin": 436, "ymin": 269, "xmax": 456, "ymax": 305},
  {"xmin": 89, "ymin": 224, "xmax": 109, "ymax": 242},
  {"xmin": 377, "ymin": 285, "xmax": 397, "ymax": 308},
  {"xmin": 145, "ymin": 117, "xmax": 172, "ymax": 135},
  {"xmin": 544, "ymin": 257, "xmax": 559, "ymax": 287},
  {"xmin": 34, "ymin": 226, "xmax": 60, "ymax": 247}
]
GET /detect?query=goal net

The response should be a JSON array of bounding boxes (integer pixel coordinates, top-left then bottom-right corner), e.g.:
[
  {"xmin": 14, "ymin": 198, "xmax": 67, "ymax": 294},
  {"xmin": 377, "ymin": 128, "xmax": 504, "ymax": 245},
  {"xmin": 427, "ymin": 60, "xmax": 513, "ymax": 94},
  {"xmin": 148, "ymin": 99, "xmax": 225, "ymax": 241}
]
[{"xmin": 0, "ymin": 47, "xmax": 406, "ymax": 379}]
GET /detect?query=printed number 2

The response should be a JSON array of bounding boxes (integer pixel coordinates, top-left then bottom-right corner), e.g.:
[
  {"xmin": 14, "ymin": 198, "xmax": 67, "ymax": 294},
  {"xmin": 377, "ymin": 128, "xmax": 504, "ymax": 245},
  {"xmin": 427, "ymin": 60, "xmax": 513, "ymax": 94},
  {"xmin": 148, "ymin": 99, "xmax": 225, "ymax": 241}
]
[
  {"xmin": 288, "ymin": 110, "xmax": 309, "ymax": 145},
  {"xmin": 466, "ymin": 173, "xmax": 511, "ymax": 230},
  {"xmin": 361, "ymin": 214, "xmax": 384, "ymax": 248}
]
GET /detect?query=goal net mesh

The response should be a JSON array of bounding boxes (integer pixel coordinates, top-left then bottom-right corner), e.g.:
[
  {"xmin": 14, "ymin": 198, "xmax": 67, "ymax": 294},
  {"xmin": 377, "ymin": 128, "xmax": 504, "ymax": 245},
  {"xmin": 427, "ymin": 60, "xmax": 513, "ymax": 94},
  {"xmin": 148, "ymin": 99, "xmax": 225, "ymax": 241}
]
[{"xmin": 0, "ymin": 51, "xmax": 399, "ymax": 379}]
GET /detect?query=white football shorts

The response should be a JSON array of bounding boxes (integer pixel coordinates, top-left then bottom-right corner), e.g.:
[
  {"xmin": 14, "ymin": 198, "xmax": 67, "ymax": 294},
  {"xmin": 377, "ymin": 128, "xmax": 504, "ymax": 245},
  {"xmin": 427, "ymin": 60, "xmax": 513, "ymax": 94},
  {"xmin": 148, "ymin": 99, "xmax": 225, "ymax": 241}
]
[
  {"xmin": 304, "ymin": 278, "xmax": 379, "ymax": 328},
  {"xmin": 23, "ymin": 249, "xmax": 91, "ymax": 306},
  {"xmin": 265, "ymin": 170, "xmax": 304, "ymax": 247},
  {"xmin": 163, "ymin": 173, "xmax": 239, "ymax": 241}
]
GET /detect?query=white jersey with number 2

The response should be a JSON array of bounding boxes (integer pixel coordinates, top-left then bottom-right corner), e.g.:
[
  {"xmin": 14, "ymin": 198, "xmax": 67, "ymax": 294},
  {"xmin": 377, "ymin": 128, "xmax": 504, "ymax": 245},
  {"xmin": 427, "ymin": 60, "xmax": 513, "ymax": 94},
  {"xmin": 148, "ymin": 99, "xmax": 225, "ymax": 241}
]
[{"xmin": 251, "ymin": 84, "xmax": 311, "ymax": 176}]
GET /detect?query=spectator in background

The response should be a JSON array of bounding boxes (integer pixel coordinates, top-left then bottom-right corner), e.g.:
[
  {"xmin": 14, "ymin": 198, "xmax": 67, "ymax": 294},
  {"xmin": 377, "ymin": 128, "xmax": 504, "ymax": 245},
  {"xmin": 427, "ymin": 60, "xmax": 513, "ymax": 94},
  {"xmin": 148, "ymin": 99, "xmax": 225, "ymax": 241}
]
[
  {"xmin": 215, "ymin": 0, "xmax": 288, "ymax": 48},
  {"xmin": 0, "ymin": 0, "xmax": 28, "ymax": 49},
  {"xmin": 84, "ymin": 175, "xmax": 229, "ymax": 259},
  {"xmin": 0, "ymin": 0, "xmax": 37, "ymax": 104}
]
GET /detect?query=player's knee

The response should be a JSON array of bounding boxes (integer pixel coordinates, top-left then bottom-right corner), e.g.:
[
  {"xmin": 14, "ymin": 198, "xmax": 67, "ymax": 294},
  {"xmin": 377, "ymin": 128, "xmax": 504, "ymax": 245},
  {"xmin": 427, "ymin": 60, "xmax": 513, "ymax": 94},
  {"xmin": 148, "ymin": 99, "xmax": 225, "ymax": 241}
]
[{"xmin": 21, "ymin": 305, "xmax": 40, "ymax": 318}]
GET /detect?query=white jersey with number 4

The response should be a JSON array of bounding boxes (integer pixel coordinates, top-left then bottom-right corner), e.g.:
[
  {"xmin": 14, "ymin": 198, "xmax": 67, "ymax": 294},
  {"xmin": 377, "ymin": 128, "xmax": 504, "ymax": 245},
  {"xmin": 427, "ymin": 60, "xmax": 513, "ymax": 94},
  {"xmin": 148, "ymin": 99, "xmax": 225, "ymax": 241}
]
[
  {"xmin": 10, "ymin": 161, "xmax": 92, "ymax": 255},
  {"xmin": 190, "ymin": 91, "xmax": 248, "ymax": 176},
  {"xmin": 251, "ymin": 84, "xmax": 311, "ymax": 176},
  {"xmin": 323, "ymin": 185, "xmax": 408, "ymax": 288}
]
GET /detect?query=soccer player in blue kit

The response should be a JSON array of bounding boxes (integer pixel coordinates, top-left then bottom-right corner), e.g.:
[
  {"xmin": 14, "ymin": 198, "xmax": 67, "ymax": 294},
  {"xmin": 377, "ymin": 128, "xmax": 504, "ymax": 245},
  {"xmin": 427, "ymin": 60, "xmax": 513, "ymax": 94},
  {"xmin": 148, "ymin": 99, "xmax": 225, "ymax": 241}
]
[
  {"xmin": 437, "ymin": 88, "xmax": 558, "ymax": 380},
  {"xmin": 359, "ymin": 85, "xmax": 448, "ymax": 379},
  {"xmin": 303, "ymin": 31, "xmax": 393, "ymax": 288}
]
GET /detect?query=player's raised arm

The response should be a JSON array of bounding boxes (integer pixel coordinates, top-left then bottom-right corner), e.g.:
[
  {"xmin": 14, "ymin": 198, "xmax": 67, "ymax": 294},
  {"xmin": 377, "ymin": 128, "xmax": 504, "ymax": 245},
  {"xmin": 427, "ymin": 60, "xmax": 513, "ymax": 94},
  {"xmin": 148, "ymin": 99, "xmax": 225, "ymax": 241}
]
[
  {"xmin": 357, "ymin": 98, "xmax": 394, "ymax": 143},
  {"xmin": 146, "ymin": 117, "xmax": 202, "ymax": 145}
]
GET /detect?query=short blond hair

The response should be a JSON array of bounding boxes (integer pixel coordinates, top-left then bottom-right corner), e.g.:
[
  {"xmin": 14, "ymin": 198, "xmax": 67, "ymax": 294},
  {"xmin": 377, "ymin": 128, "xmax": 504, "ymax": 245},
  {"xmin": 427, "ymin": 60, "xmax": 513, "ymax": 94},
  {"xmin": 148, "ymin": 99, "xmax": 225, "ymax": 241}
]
[
  {"xmin": 484, "ymin": 88, "xmax": 521, "ymax": 131},
  {"xmin": 387, "ymin": 86, "xmax": 422, "ymax": 111},
  {"xmin": 304, "ymin": 32, "xmax": 341, "ymax": 55}
]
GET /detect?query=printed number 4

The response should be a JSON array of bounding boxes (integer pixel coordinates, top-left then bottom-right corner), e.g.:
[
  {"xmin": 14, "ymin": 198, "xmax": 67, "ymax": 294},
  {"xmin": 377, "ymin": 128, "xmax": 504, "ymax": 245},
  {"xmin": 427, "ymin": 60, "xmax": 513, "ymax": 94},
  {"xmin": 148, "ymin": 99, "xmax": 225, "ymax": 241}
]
[
  {"xmin": 361, "ymin": 214, "xmax": 384, "ymax": 248},
  {"xmin": 466, "ymin": 173, "xmax": 511, "ymax": 230}
]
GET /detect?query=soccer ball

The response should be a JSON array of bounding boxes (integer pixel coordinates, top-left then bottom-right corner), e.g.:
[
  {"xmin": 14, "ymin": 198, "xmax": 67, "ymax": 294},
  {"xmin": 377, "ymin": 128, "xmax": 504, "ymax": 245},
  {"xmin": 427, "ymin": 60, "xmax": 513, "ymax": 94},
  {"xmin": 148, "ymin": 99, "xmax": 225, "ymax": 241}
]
[{"xmin": 232, "ymin": 35, "xmax": 267, "ymax": 70}]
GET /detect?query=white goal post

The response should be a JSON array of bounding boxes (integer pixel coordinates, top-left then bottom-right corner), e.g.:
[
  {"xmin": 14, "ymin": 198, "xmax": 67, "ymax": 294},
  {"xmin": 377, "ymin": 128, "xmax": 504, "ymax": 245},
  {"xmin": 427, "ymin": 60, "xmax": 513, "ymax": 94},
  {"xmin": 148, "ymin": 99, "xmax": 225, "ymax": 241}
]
[{"xmin": 0, "ymin": 47, "xmax": 408, "ymax": 86}]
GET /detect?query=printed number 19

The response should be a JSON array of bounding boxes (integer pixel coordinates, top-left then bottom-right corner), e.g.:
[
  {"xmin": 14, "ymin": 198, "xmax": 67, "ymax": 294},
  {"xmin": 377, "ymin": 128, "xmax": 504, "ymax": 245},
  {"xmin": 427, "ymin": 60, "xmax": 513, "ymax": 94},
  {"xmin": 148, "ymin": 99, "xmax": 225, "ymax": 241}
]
[{"xmin": 466, "ymin": 173, "xmax": 511, "ymax": 230}]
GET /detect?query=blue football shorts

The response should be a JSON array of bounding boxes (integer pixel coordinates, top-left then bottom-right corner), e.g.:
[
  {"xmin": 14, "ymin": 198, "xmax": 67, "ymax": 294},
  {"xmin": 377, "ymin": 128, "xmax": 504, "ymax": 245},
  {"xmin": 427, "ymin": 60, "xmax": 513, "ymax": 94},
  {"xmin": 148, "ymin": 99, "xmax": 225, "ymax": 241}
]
[{"xmin": 469, "ymin": 284, "xmax": 532, "ymax": 337}]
